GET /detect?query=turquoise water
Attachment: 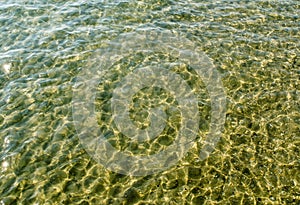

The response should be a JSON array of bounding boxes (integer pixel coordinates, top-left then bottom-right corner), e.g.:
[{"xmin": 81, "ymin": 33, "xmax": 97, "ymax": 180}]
[{"xmin": 0, "ymin": 0, "xmax": 299, "ymax": 204}]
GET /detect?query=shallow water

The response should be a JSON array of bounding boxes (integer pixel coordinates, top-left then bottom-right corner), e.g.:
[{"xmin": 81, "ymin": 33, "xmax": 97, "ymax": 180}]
[{"xmin": 0, "ymin": 0, "xmax": 299, "ymax": 204}]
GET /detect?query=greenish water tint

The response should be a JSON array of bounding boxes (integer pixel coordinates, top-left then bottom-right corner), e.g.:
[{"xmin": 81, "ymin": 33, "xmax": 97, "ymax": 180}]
[{"xmin": 0, "ymin": 0, "xmax": 299, "ymax": 204}]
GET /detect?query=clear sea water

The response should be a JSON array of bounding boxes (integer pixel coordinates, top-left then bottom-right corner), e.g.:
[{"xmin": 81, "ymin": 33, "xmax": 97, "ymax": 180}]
[{"xmin": 0, "ymin": 0, "xmax": 299, "ymax": 204}]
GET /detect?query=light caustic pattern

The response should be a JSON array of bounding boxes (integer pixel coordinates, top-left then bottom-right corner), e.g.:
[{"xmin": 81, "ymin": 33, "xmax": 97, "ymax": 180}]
[{"xmin": 72, "ymin": 28, "xmax": 227, "ymax": 176}]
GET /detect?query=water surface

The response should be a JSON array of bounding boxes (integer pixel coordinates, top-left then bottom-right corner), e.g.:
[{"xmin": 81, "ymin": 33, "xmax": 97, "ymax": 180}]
[{"xmin": 0, "ymin": 0, "xmax": 299, "ymax": 204}]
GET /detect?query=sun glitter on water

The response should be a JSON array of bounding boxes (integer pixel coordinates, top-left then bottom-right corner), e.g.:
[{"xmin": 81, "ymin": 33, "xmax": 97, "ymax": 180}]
[{"xmin": 2, "ymin": 63, "xmax": 11, "ymax": 74}]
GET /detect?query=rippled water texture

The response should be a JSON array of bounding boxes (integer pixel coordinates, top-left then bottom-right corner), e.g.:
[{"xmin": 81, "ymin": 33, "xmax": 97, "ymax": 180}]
[{"xmin": 0, "ymin": 0, "xmax": 299, "ymax": 204}]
